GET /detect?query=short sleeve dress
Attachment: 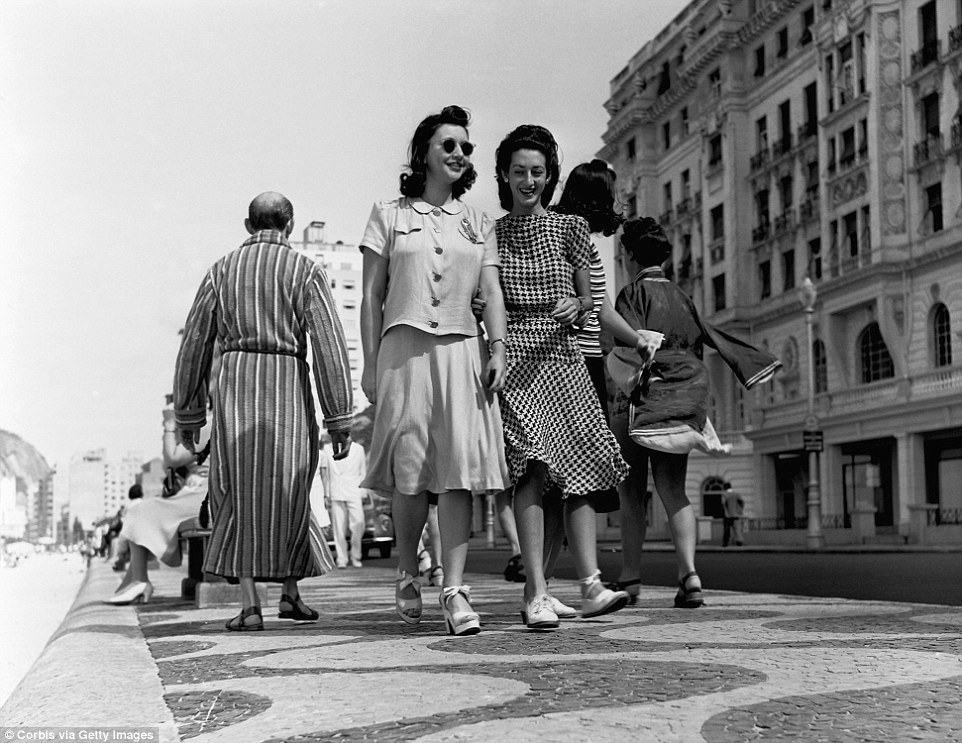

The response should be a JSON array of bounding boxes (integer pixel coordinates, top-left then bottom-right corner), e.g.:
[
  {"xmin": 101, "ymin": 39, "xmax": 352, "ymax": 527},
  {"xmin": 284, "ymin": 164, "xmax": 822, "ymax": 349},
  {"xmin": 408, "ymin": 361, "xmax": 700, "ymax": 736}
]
[{"xmin": 496, "ymin": 211, "xmax": 628, "ymax": 496}]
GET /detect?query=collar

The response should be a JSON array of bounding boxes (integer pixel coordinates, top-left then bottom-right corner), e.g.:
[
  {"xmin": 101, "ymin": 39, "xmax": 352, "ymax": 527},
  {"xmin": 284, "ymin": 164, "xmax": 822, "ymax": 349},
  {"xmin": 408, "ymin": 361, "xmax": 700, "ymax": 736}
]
[
  {"xmin": 242, "ymin": 230, "xmax": 291, "ymax": 249},
  {"xmin": 409, "ymin": 197, "xmax": 463, "ymax": 216},
  {"xmin": 635, "ymin": 266, "xmax": 666, "ymax": 281}
]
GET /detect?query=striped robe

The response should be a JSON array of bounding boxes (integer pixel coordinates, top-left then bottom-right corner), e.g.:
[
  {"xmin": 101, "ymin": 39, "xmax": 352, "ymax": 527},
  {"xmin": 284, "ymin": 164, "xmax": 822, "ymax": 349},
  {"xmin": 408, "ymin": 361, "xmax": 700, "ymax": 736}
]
[{"xmin": 174, "ymin": 230, "xmax": 353, "ymax": 580}]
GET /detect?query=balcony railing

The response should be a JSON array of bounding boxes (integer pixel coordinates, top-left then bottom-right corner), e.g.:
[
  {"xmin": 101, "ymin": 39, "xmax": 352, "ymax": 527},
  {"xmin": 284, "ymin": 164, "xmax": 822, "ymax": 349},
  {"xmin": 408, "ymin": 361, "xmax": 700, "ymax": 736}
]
[
  {"xmin": 659, "ymin": 208, "xmax": 674, "ymax": 227},
  {"xmin": 676, "ymin": 197, "xmax": 692, "ymax": 217},
  {"xmin": 911, "ymin": 40, "xmax": 941, "ymax": 74},
  {"xmin": 910, "ymin": 366, "xmax": 962, "ymax": 397},
  {"xmin": 914, "ymin": 133, "xmax": 944, "ymax": 166},
  {"xmin": 750, "ymin": 149, "xmax": 770, "ymax": 172},
  {"xmin": 799, "ymin": 197, "xmax": 819, "ymax": 222},
  {"xmin": 772, "ymin": 134, "xmax": 793, "ymax": 157},
  {"xmin": 796, "ymin": 122, "xmax": 817, "ymax": 145},
  {"xmin": 752, "ymin": 221, "xmax": 771, "ymax": 244},
  {"xmin": 693, "ymin": 191, "xmax": 702, "ymax": 210},
  {"xmin": 774, "ymin": 210, "xmax": 794, "ymax": 235}
]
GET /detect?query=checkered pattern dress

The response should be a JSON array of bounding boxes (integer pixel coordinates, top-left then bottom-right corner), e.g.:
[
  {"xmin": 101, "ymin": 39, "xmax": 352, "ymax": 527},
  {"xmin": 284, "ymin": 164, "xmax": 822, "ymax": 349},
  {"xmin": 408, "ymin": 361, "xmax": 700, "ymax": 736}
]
[{"xmin": 496, "ymin": 212, "xmax": 628, "ymax": 496}]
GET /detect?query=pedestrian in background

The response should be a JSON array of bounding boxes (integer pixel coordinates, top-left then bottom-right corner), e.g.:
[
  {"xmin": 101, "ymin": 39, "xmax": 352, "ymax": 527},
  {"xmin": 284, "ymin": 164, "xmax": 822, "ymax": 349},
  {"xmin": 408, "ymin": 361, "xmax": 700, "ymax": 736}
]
[
  {"xmin": 723, "ymin": 482, "xmax": 745, "ymax": 547},
  {"xmin": 320, "ymin": 434, "xmax": 367, "ymax": 568},
  {"xmin": 493, "ymin": 124, "xmax": 631, "ymax": 629},
  {"xmin": 360, "ymin": 105, "xmax": 510, "ymax": 637},
  {"xmin": 606, "ymin": 218, "xmax": 779, "ymax": 608},
  {"xmin": 174, "ymin": 191, "xmax": 354, "ymax": 632}
]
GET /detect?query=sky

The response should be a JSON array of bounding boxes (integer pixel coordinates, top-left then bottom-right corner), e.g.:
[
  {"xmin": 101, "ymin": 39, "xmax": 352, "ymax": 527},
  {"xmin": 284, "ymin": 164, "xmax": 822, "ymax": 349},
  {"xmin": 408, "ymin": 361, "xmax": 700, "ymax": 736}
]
[{"xmin": 0, "ymin": 0, "xmax": 689, "ymax": 469}]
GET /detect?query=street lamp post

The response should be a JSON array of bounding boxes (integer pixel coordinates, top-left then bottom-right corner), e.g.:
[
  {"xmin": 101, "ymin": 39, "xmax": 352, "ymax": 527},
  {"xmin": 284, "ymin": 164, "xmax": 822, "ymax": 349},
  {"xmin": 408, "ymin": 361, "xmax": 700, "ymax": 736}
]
[{"xmin": 799, "ymin": 277, "xmax": 825, "ymax": 549}]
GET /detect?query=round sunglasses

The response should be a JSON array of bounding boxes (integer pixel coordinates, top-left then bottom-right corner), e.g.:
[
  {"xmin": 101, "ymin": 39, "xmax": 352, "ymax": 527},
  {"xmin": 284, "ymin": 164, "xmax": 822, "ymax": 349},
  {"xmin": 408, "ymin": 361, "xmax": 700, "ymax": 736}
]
[{"xmin": 440, "ymin": 138, "xmax": 475, "ymax": 157}]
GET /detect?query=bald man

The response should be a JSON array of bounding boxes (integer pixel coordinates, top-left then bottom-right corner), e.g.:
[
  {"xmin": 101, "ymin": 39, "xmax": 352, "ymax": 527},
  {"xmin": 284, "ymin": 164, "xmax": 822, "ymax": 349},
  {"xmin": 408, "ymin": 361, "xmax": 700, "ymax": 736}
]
[{"xmin": 173, "ymin": 191, "xmax": 353, "ymax": 630}]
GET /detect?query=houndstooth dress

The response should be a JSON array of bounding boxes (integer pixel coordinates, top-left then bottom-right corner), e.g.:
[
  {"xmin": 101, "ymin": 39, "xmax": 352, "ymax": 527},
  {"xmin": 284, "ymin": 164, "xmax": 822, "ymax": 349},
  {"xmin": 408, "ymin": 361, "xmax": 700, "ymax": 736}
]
[{"xmin": 496, "ymin": 211, "xmax": 628, "ymax": 496}]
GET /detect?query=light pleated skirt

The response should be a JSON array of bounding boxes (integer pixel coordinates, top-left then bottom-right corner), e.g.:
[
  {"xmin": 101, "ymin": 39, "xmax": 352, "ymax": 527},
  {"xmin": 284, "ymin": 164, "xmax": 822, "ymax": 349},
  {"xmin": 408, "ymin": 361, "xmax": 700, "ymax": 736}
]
[{"xmin": 363, "ymin": 325, "xmax": 510, "ymax": 496}]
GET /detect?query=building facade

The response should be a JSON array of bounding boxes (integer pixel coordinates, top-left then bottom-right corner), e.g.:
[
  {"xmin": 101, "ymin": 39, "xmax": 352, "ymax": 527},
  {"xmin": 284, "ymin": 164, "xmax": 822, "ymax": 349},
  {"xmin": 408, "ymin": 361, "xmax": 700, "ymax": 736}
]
[
  {"xmin": 600, "ymin": 0, "xmax": 961, "ymax": 544},
  {"xmin": 67, "ymin": 449, "xmax": 144, "ymax": 530},
  {"xmin": 290, "ymin": 220, "xmax": 368, "ymax": 413}
]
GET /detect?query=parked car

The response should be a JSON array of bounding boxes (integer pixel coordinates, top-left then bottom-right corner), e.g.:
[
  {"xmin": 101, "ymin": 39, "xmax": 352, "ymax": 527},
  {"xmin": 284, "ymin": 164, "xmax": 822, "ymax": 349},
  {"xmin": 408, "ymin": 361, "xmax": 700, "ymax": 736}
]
[{"xmin": 323, "ymin": 488, "xmax": 394, "ymax": 559}]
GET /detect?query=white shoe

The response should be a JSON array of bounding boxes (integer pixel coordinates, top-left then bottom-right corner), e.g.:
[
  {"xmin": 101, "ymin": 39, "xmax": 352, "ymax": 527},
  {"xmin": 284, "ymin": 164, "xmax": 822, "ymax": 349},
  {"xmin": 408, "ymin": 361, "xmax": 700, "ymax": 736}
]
[
  {"xmin": 350, "ymin": 559, "xmax": 362, "ymax": 568},
  {"xmin": 580, "ymin": 571, "xmax": 629, "ymax": 618},
  {"xmin": 440, "ymin": 586, "xmax": 480, "ymax": 636},
  {"xmin": 104, "ymin": 581, "xmax": 153, "ymax": 605},
  {"xmin": 520, "ymin": 594, "xmax": 559, "ymax": 629},
  {"xmin": 546, "ymin": 593, "xmax": 578, "ymax": 619}
]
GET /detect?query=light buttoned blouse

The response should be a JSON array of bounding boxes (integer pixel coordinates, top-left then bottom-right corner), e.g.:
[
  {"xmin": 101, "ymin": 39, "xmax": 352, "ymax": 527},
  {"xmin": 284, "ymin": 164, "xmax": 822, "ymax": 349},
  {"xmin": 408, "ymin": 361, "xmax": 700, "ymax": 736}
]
[{"xmin": 360, "ymin": 197, "xmax": 499, "ymax": 338}]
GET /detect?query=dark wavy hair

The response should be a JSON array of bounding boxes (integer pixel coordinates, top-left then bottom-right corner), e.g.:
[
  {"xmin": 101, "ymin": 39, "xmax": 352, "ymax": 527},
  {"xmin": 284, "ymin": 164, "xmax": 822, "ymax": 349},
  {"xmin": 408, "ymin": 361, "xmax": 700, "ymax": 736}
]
[
  {"xmin": 621, "ymin": 217, "xmax": 672, "ymax": 267},
  {"xmin": 399, "ymin": 105, "xmax": 477, "ymax": 200},
  {"xmin": 551, "ymin": 159, "xmax": 624, "ymax": 235},
  {"xmin": 495, "ymin": 124, "xmax": 560, "ymax": 211}
]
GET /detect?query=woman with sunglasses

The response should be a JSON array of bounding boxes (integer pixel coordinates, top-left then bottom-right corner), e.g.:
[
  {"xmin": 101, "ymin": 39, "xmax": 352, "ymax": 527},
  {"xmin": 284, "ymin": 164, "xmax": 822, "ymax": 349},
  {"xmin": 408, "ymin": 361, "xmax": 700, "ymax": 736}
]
[
  {"xmin": 360, "ymin": 105, "xmax": 509, "ymax": 636},
  {"xmin": 494, "ymin": 125, "xmax": 631, "ymax": 629}
]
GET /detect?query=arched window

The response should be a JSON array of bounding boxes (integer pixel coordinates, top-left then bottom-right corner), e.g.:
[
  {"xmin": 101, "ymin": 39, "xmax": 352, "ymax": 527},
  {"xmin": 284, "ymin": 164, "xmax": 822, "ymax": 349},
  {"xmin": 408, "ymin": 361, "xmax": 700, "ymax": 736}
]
[
  {"xmin": 702, "ymin": 476, "xmax": 726, "ymax": 518},
  {"xmin": 859, "ymin": 322, "xmax": 894, "ymax": 383},
  {"xmin": 813, "ymin": 338, "xmax": 828, "ymax": 394},
  {"xmin": 933, "ymin": 303, "xmax": 952, "ymax": 367}
]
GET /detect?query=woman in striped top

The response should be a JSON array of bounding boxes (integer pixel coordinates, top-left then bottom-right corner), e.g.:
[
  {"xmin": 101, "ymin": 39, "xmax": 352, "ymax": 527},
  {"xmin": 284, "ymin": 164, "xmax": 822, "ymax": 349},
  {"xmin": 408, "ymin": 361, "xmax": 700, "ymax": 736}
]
[{"xmin": 174, "ymin": 192, "xmax": 354, "ymax": 632}]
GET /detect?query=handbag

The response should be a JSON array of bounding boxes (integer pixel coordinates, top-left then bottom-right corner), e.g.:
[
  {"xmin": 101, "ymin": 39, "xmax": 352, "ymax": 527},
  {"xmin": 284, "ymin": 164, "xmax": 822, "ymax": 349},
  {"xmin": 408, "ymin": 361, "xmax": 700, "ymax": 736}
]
[{"xmin": 162, "ymin": 440, "xmax": 211, "ymax": 498}]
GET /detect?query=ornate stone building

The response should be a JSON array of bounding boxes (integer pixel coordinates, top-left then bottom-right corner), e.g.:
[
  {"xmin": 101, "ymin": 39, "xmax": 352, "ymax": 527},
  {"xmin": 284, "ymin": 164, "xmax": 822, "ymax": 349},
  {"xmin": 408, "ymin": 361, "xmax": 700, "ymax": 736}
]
[{"xmin": 600, "ymin": 0, "xmax": 961, "ymax": 544}]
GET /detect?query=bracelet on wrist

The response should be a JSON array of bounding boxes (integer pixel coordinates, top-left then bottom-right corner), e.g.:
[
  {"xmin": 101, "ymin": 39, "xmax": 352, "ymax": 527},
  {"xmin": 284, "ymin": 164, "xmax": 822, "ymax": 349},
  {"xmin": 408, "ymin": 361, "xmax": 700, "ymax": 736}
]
[{"xmin": 488, "ymin": 337, "xmax": 507, "ymax": 351}]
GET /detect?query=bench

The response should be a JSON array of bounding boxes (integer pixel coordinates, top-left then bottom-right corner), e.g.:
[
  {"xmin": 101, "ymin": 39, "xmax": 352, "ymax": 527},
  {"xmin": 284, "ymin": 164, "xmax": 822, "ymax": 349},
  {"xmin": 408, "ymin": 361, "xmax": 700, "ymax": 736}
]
[{"xmin": 178, "ymin": 519, "xmax": 213, "ymax": 600}]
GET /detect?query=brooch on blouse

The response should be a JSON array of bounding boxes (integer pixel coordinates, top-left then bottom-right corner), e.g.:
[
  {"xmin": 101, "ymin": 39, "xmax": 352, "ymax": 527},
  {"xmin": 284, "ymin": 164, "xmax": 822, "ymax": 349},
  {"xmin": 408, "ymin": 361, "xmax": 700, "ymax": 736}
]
[{"xmin": 458, "ymin": 217, "xmax": 482, "ymax": 244}]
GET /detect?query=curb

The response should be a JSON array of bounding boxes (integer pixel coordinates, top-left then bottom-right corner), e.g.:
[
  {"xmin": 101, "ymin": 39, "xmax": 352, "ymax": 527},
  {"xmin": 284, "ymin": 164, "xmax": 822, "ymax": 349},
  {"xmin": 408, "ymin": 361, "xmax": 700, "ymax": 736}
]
[{"xmin": 0, "ymin": 561, "xmax": 177, "ymax": 741}]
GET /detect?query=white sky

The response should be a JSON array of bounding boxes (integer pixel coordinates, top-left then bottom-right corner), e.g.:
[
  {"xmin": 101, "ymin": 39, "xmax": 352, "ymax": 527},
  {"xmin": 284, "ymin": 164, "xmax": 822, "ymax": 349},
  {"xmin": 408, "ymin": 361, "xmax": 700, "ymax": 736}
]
[{"xmin": 0, "ymin": 0, "xmax": 688, "ymax": 468}]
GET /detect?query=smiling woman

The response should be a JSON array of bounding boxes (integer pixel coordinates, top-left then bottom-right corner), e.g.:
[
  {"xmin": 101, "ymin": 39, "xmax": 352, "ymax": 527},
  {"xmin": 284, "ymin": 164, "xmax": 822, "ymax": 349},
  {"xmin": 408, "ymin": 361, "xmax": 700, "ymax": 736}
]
[
  {"xmin": 493, "ymin": 124, "xmax": 631, "ymax": 630},
  {"xmin": 359, "ymin": 105, "xmax": 511, "ymax": 638}
]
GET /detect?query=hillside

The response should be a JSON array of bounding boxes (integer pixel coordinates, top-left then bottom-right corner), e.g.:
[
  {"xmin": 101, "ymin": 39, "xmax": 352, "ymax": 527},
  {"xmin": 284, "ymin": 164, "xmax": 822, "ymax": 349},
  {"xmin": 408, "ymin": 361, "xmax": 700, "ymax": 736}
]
[{"xmin": 0, "ymin": 429, "xmax": 52, "ymax": 482}]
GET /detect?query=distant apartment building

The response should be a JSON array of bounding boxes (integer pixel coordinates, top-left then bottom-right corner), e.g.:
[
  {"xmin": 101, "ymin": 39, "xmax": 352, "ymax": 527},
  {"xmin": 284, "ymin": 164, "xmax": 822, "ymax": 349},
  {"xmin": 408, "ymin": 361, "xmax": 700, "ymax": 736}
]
[
  {"xmin": 290, "ymin": 220, "xmax": 368, "ymax": 413},
  {"xmin": 68, "ymin": 449, "xmax": 144, "ymax": 529},
  {"xmin": 600, "ymin": 0, "xmax": 961, "ymax": 544}
]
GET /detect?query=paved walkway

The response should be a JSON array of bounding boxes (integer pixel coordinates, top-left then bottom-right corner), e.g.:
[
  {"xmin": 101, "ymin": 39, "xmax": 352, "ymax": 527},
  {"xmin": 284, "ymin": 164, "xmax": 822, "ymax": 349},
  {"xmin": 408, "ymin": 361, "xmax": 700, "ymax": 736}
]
[{"xmin": 2, "ymin": 558, "xmax": 961, "ymax": 742}]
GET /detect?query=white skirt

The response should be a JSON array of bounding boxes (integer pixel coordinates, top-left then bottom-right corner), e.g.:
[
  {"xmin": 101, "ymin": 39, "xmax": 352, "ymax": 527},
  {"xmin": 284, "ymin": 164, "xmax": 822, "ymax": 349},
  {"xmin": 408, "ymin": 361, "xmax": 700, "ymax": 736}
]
[
  {"xmin": 120, "ymin": 474, "xmax": 206, "ymax": 567},
  {"xmin": 363, "ymin": 325, "xmax": 510, "ymax": 496}
]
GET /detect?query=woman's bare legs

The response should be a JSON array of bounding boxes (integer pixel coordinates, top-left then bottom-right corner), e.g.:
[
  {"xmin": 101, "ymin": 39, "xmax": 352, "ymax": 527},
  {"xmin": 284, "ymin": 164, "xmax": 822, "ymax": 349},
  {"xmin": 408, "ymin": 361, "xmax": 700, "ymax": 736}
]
[
  {"xmin": 393, "ymin": 489, "xmax": 430, "ymax": 601},
  {"xmin": 495, "ymin": 489, "xmax": 521, "ymax": 555},
  {"xmin": 611, "ymin": 416, "xmax": 650, "ymax": 584},
  {"xmin": 542, "ymin": 493, "xmax": 567, "ymax": 579},
  {"xmin": 650, "ymin": 451, "xmax": 700, "ymax": 589},
  {"xmin": 513, "ymin": 461, "xmax": 549, "ymax": 603},
  {"xmin": 116, "ymin": 542, "xmax": 150, "ymax": 593},
  {"xmin": 562, "ymin": 496, "xmax": 600, "ymax": 580},
  {"xmin": 437, "ymin": 490, "xmax": 473, "ymax": 615}
]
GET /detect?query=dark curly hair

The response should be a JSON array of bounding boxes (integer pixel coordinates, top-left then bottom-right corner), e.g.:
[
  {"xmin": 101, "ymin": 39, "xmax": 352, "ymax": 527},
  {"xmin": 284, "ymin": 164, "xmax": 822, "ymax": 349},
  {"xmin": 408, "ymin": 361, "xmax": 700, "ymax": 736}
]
[
  {"xmin": 495, "ymin": 124, "xmax": 560, "ymax": 211},
  {"xmin": 621, "ymin": 217, "xmax": 672, "ymax": 267},
  {"xmin": 400, "ymin": 105, "xmax": 477, "ymax": 200},
  {"xmin": 551, "ymin": 159, "xmax": 624, "ymax": 235}
]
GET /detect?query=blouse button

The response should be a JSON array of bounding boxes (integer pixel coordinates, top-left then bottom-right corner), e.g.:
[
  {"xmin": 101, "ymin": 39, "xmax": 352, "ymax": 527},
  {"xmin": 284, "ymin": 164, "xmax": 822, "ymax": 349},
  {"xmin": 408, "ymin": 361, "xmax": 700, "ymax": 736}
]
[
  {"xmin": 429, "ymin": 321, "xmax": 439, "ymax": 328},
  {"xmin": 435, "ymin": 247, "xmax": 443, "ymax": 254},
  {"xmin": 432, "ymin": 208, "xmax": 442, "ymax": 217},
  {"xmin": 433, "ymin": 272, "xmax": 442, "ymax": 282},
  {"xmin": 431, "ymin": 297, "xmax": 441, "ymax": 307}
]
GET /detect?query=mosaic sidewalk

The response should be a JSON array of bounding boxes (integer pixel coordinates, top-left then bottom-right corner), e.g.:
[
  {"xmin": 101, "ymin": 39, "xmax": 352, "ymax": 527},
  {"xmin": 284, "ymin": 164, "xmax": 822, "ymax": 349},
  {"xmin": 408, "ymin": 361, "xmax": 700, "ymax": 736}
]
[{"xmin": 130, "ymin": 563, "xmax": 962, "ymax": 742}]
